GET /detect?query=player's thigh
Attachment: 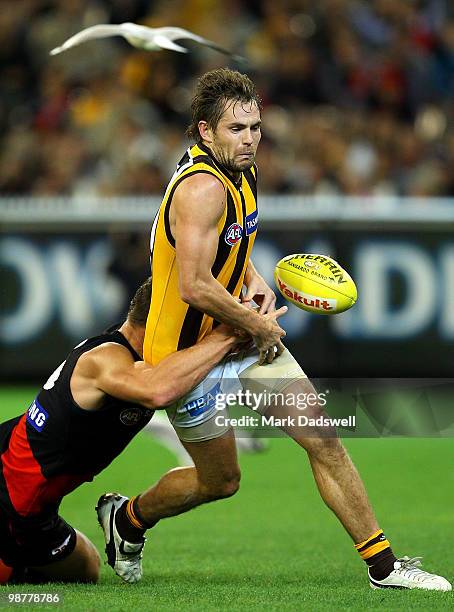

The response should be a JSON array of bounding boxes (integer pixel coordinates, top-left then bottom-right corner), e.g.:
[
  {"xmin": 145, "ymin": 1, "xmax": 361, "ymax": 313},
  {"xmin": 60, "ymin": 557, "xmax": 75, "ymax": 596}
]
[
  {"xmin": 238, "ymin": 347, "xmax": 310, "ymax": 408},
  {"xmin": 239, "ymin": 349, "xmax": 338, "ymax": 440},
  {"xmin": 181, "ymin": 428, "xmax": 240, "ymax": 490},
  {"xmin": 30, "ymin": 530, "xmax": 100, "ymax": 584}
]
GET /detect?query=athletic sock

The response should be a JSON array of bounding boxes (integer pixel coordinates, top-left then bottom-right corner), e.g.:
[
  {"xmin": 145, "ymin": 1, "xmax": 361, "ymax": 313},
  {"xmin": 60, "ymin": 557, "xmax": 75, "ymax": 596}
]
[
  {"xmin": 355, "ymin": 529, "xmax": 397, "ymax": 580},
  {"xmin": 115, "ymin": 496, "xmax": 155, "ymax": 543}
]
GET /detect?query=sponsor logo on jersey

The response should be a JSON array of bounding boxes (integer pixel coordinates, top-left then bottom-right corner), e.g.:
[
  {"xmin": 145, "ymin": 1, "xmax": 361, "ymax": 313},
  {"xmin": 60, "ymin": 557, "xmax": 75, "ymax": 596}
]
[
  {"xmin": 224, "ymin": 223, "xmax": 243, "ymax": 246},
  {"xmin": 245, "ymin": 209, "xmax": 258, "ymax": 236},
  {"xmin": 119, "ymin": 408, "xmax": 144, "ymax": 426},
  {"xmin": 179, "ymin": 382, "xmax": 222, "ymax": 418},
  {"xmin": 26, "ymin": 399, "xmax": 48, "ymax": 432}
]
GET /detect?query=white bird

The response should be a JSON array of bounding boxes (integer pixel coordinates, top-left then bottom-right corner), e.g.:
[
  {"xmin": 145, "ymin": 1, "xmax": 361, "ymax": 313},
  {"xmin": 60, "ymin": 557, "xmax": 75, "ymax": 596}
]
[{"xmin": 50, "ymin": 22, "xmax": 244, "ymax": 61}]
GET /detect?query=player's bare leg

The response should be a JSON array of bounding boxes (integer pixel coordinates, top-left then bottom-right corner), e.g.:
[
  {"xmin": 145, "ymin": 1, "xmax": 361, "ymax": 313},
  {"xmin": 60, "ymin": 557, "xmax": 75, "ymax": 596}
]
[
  {"xmin": 143, "ymin": 414, "xmax": 266, "ymax": 467},
  {"xmin": 25, "ymin": 531, "xmax": 100, "ymax": 584},
  {"xmin": 136, "ymin": 428, "xmax": 240, "ymax": 521},
  {"xmin": 259, "ymin": 378, "xmax": 451, "ymax": 590},
  {"xmin": 263, "ymin": 378, "xmax": 378, "ymax": 542},
  {"xmin": 96, "ymin": 429, "xmax": 240, "ymax": 583}
]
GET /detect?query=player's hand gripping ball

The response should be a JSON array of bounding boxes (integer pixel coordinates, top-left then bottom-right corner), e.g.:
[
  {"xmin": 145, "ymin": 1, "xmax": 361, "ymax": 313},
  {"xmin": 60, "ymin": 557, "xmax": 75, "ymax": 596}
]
[{"xmin": 274, "ymin": 254, "xmax": 357, "ymax": 314}]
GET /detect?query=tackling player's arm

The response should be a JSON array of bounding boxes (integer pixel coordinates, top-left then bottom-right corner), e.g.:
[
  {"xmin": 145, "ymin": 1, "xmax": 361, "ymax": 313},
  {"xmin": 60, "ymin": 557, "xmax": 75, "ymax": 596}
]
[
  {"xmin": 171, "ymin": 174, "xmax": 285, "ymax": 363},
  {"xmin": 72, "ymin": 325, "xmax": 242, "ymax": 410}
]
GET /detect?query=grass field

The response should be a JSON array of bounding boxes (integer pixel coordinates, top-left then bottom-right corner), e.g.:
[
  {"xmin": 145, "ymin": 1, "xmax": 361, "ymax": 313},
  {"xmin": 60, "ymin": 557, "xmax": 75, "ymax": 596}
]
[{"xmin": 1, "ymin": 386, "xmax": 453, "ymax": 611}]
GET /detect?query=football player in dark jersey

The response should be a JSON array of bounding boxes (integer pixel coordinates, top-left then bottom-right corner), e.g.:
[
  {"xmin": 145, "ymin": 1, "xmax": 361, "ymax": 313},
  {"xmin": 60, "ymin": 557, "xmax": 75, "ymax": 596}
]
[{"xmin": 0, "ymin": 278, "xmax": 285, "ymax": 584}]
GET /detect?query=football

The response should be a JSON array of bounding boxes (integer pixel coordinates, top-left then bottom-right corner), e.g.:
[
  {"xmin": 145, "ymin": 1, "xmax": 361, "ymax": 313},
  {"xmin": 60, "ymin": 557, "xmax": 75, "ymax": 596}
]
[{"xmin": 274, "ymin": 253, "xmax": 357, "ymax": 314}]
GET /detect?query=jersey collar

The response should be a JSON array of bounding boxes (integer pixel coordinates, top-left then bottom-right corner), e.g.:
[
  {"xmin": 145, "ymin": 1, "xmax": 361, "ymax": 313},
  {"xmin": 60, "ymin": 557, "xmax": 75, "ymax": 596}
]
[{"xmin": 103, "ymin": 324, "xmax": 142, "ymax": 362}]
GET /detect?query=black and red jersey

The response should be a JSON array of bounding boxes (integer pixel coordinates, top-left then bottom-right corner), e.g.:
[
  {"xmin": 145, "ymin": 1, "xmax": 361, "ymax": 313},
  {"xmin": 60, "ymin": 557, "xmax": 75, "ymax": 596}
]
[{"xmin": 0, "ymin": 326, "xmax": 153, "ymax": 518}]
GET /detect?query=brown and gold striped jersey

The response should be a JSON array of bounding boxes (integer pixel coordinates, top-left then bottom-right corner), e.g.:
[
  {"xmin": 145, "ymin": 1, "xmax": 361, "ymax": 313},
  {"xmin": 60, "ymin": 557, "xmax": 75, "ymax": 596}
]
[{"xmin": 143, "ymin": 143, "xmax": 258, "ymax": 365}]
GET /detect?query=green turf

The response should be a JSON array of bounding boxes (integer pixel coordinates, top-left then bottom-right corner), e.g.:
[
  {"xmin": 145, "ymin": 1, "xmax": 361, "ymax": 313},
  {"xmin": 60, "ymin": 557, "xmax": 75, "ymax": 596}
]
[{"xmin": 1, "ymin": 386, "xmax": 453, "ymax": 611}]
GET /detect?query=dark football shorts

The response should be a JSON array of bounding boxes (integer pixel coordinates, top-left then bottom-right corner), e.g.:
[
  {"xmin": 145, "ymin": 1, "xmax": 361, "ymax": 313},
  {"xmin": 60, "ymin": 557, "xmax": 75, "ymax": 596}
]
[{"xmin": 0, "ymin": 506, "xmax": 77, "ymax": 568}]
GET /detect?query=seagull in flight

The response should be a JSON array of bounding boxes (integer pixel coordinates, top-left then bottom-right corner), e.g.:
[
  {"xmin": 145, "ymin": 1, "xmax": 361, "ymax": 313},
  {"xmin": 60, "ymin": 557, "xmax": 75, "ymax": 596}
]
[{"xmin": 50, "ymin": 22, "xmax": 244, "ymax": 61}]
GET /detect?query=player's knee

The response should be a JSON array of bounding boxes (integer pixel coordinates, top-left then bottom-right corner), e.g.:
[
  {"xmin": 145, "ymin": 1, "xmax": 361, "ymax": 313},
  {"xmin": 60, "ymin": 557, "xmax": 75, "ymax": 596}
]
[
  {"xmin": 218, "ymin": 473, "xmax": 241, "ymax": 499},
  {"xmin": 289, "ymin": 400, "xmax": 340, "ymax": 453},
  {"xmin": 200, "ymin": 469, "xmax": 241, "ymax": 501},
  {"xmin": 302, "ymin": 399, "xmax": 341, "ymax": 448}
]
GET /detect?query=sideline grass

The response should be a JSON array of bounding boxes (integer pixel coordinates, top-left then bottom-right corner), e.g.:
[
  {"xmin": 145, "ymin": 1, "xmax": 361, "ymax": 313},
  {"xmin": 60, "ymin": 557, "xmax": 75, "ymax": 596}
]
[{"xmin": 1, "ymin": 386, "xmax": 453, "ymax": 610}]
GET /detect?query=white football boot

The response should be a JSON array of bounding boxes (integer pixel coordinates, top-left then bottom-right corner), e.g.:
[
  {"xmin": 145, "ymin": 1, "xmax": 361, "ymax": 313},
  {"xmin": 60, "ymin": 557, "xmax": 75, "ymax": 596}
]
[
  {"xmin": 96, "ymin": 492, "xmax": 145, "ymax": 584},
  {"xmin": 369, "ymin": 556, "xmax": 452, "ymax": 591}
]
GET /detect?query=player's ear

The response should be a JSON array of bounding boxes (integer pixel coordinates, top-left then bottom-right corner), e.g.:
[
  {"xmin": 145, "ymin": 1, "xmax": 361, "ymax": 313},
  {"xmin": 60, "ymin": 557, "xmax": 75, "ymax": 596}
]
[{"xmin": 198, "ymin": 120, "xmax": 213, "ymax": 144}]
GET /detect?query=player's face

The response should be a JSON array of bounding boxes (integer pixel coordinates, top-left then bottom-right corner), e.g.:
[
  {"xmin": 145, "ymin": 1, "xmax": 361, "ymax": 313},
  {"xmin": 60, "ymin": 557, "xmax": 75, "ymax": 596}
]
[{"xmin": 210, "ymin": 100, "xmax": 261, "ymax": 174}]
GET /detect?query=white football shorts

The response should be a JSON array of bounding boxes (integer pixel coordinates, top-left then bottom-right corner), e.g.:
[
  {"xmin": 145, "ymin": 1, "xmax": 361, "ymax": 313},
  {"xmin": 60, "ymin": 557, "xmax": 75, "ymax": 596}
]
[{"xmin": 166, "ymin": 348, "xmax": 307, "ymax": 443}]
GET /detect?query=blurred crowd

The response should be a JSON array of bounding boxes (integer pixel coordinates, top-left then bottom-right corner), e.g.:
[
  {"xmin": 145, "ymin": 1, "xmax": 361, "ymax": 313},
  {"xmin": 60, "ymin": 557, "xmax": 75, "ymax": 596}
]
[{"xmin": 1, "ymin": 0, "xmax": 454, "ymax": 197}]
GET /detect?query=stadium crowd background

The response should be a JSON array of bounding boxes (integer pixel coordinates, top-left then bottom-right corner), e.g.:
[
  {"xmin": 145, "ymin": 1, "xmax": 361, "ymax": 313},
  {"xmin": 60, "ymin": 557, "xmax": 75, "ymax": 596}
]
[{"xmin": 1, "ymin": 0, "xmax": 454, "ymax": 199}]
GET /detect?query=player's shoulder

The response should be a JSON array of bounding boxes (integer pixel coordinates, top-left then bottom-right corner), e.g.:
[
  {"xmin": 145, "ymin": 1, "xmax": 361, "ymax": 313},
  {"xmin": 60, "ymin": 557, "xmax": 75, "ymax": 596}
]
[
  {"xmin": 176, "ymin": 170, "xmax": 225, "ymax": 201},
  {"xmin": 75, "ymin": 342, "xmax": 134, "ymax": 377}
]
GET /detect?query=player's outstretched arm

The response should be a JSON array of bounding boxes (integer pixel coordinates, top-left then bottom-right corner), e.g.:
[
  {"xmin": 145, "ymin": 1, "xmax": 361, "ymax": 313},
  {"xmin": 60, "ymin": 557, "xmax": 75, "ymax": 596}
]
[
  {"xmin": 74, "ymin": 325, "xmax": 242, "ymax": 410},
  {"xmin": 172, "ymin": 174, "xmax": 285, "ymax": 362}
]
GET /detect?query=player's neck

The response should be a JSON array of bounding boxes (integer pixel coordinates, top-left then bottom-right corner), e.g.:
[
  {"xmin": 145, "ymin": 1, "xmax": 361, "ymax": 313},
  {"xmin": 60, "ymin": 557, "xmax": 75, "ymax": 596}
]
[
  {"xmin": 118, "ymin": 320, "xmax": 145, "ymax": 358},
  {"xmin": 200, "ymin": 142, "xmax": 242, "ymax": 186}
]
